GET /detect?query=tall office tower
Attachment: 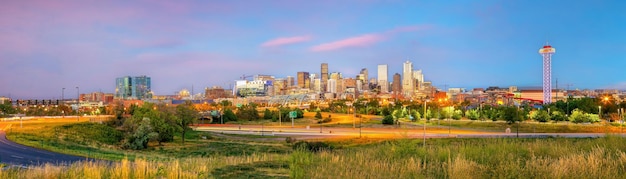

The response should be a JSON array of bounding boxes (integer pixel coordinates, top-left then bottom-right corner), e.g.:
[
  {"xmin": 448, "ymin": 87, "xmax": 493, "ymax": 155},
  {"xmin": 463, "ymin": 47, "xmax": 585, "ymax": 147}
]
[
  {"xmin": 297, "ymin": 72, "xmax": 310, "ymax": 89},
  {"xmin": 392, "ymin": 73, "xmax": 402, "ymax": 94},
  {"xmin": 327, "ymin": 79, "xmax": 337, "ymax": 93},
  {"xmin": 402, "ymin": 61, "xmax": 414, "ymax": 97},
  {"xmin": 286, "ymin": 76, "xmax": 295, "ymax": 87},
  {"xmin": 115, "ymin": 75, "xmax": 151, "ymax": 100},
  {"xmin": 309, "ymin": 73, "xmax": 317, "ymax": 90},
  {"xmin": 359, "ymin": 68, "xmax": 369, "ymax": 90},
  {"xmin": 321, "ymin": 63, "xmax": 329, "ymax": 92},
  {"xmin": 313, "ymin": 79, "xmax": 322, "ymax": 92},
  {"xmin": 377, "ymin": 64, "xmax": 389, "ymax": 93},
  {"xmin": 413, "ymin": 70, "xmax": 424, "ymax": 90},
  {"xmin": 539, "ymin": 43, "xmax": 556, "ymax": 104}
]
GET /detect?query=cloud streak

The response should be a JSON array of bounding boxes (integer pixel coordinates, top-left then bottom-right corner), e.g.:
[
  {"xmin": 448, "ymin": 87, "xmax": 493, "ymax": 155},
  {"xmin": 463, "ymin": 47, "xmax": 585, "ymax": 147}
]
[
  {"xmin": 310, "ymin": 34, "xmax": 385, "ymax": 52},
  {"xmin": 261, "ymin": 35, "xmax": 312, "ymax": 47},
  {"xmin": 310, "ymin": 25, "xmax": 429, "ymax": 52}
]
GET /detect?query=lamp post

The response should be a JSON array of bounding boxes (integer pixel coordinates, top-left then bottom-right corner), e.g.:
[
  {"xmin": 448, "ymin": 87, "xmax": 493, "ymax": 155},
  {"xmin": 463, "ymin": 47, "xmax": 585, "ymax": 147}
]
[
  {"xmin": 598, "ymin": 106, "xmax": 602, "ymax": 121},
  {"xmin": 76, "ymin": 86, "xmax": 79, "ymax": 121},
  {"xmin": 62, "ymin": 88, "xmax": 65, "ymax": 118},
  {"xmin": 423, "ymin": 100, "xmax": 428, "ymax": 148}
]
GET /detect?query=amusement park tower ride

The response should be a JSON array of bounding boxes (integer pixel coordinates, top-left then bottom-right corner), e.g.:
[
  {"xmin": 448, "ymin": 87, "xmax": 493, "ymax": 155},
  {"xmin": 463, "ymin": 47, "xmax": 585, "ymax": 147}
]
[{"xmin": 539, "ymin": 43, "xmax": 556, "ymax": 104}]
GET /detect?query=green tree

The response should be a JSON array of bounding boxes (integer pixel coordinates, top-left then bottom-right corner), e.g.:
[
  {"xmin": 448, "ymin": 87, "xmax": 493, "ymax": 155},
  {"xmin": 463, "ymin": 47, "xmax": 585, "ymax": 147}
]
[
  {"xmin": 551, "ymin": 111, "xmax": 568, "ymax": 122},
  {"xmin": 451, "ymin": 109, "xmax": 462, "ymax": 120},
  {"xmin": 410, "ymin": 110, "xmax": 421, "ymax": 121},
  {"xmin": 315, "ymin": 111, "xmax": 322, "ymax": 119},
  {"xmin": 393, "ymin": 109, "xmax": 404, "ymax": 119},
  {"xmin": 382, "ymin": 115, "xmax": 394, "ymax": 125},
  {"xmin": 502, "ymin": 107, "xmax": 522, "ymax": 124},
  {"xmin": 530, "ymin": 110, "xmax": 550, "ymax": 123},
  {"xmin": 223, "ymin": 108, "xmax": 237, "ymax": 122},
  {"xmin": 123, "ymin": 118, "xmax": 158, "ymax": 150},
  {"xmin": 466, "ymin": 109, "xmax": 480, "ymax": 120},
  {"xmin": 263, "ymin": 109, "xmax": 273, "ymax": 119},
  {"xmin": 176, "ymin": 101, "xmax": 199, "ymax": 144},
  {"xmin": 425, "ymin": 109, "xmax": 433, "ymax": 120}
]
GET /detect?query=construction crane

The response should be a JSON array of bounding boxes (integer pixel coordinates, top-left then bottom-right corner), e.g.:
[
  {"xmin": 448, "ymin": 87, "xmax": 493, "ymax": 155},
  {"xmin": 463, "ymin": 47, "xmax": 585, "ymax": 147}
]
[{"xmin": 240, "ymin": 74, "xmax": 253, "ymax": 80}]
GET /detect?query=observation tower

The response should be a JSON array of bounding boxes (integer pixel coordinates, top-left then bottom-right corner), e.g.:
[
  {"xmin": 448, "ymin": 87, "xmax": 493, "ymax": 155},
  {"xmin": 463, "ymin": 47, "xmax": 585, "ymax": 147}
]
[{"xmin": 539, "ymin": 43, "xmax": 556, "ymax": 104}]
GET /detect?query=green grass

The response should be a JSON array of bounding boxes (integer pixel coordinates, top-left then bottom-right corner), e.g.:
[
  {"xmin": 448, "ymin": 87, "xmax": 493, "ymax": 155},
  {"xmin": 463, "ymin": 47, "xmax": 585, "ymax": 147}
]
[
  {"xmin": 290, "ymin": 136, "xmax": 626, "ymax": 178},
  {"xmin": 6, "ymin": 122, "xmax": 292, "ymax": 161},
  {"xmin": 5, "ymin": 119, "xmax": 626, "ymax": 178}
]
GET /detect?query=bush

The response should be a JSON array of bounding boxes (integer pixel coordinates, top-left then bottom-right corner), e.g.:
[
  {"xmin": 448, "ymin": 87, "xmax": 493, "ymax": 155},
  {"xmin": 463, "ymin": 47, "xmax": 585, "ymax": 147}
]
[
  {"xmin": 382, "ymin": 115, "xmax": 394, "ymax": 125},
  {"xmin": 293, "ymin": 141, "xmax": 334, "ymax": 152},
  {"xmin": 315, "ymin": 111, "xmax": 322, "ymax": 119},
  {"xmin": 318, "ymin": 117, "xmax": 331, "ymax": 124},
  {"xmin": 466, "ymin": 109, "xmax": 480, "ymax": 120}
]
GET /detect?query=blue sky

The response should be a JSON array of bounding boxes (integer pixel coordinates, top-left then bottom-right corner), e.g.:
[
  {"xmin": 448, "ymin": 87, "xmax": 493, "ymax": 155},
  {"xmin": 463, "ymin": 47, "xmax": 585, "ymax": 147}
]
[{"xmin": 1, "ymin": 0, "xmax": 625, "ymax": 99}]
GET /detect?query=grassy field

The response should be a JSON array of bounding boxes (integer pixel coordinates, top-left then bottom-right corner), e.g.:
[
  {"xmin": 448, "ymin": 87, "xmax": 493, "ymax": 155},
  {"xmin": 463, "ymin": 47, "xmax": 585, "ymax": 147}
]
[
  {"xmin": 3, "ymin": 118, "xmax": 626, "ymax": 178},
  {"xmin": 291, "ymin": 136, "xmax": 626, "ymax": 178}
]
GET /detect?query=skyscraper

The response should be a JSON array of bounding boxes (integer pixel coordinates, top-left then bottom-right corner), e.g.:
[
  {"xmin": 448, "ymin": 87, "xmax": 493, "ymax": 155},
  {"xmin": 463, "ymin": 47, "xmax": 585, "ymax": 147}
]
[
  {"xmin": 413, "ymin": 70, "xmax": 424, "ymax": 90},
  {"xmin": 115, "ymin": 75, "xmax": 151, "ymax": 100},
  {"xmin": 402, "ymin": 61, "xmax": 414, "ymax": 96},
  {"xmin": 286, "ymin": 76, "xmax": 295, "ymax": 87},
  {"xmin": 297, "ymin": 72, "xmax": 310, "ymax": 89},
  {"xmin": 377, "ymin": 64, "xmax": 388, "ymax": 93},
  {"xmin": 392, "ymin": 73, "xmax": 402, "ymax": 94},
  {"xmin": 321, "ymin": 63, "xmax": 328, "ymax": 92},
  {"xmin": 359, "ymin": 68, "xmax": 369, "ymax": 91}
]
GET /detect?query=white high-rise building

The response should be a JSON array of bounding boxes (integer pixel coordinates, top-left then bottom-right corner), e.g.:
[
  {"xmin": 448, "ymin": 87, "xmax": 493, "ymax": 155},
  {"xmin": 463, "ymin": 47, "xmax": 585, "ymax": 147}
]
[
  {"xmin": 327, "ymin": 79, "xmax": 337, "ymax": 94},
  {"xmin": 377, "ymin": 64, "xmax": 389, "ymax": 93},
  {"xmin": 413, "ymin": 70, "xmax": 424, "ymax": 90},
  {"xmin": 402, "ymin": 61, "xmax": 414, "ymax": 96}
]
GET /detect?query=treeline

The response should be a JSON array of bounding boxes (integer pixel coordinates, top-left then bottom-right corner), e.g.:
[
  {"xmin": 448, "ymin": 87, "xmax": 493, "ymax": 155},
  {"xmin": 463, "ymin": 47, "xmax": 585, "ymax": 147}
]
[
  {"xmin": 106, "ymin": 101, "xmax": 198, "ymax": 150},
  {"xmin": 211, "ymin": 102, "xmax": 305, "ymax": 123}
]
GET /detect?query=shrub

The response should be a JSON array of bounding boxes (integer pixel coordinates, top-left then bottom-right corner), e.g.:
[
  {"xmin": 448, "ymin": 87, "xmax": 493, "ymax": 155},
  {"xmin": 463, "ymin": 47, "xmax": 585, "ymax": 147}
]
[
  {"xmin": 292, "ymin": 141, "xmax": 334, "ymax": 152},
  {"xmin": 382, "ymin": 115, "xmax": 394, "ymax": 125},
  {"xmin": 466, "ymin": 109, "xmax": 480, "ymax": 120},
  {"xmin": 315, "ymin": 111, "xmax": 322, "ymax": 119}
]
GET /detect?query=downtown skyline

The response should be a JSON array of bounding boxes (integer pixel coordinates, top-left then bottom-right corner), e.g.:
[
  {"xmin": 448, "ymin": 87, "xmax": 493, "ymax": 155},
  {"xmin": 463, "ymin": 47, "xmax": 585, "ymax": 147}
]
[{"xmin": 2, "ymin": 0, "xmax": 626, "ymax": 99}]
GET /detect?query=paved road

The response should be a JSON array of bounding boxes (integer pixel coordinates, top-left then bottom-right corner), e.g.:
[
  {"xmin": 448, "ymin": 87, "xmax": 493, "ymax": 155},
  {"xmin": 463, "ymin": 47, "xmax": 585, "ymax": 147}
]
[
  {"xmin": 195, "ymin": 124, "xmax": 622, "ymax": 139},
  {"xmin": 0, "ymin": 127, "xmax": 89, "ymax": 167}
]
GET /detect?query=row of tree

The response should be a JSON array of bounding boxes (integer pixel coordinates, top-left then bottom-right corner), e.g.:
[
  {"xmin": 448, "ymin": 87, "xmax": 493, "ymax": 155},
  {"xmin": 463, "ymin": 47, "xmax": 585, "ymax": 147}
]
[{"xmin": 106, "ymin": 101, "xmax": 198, "ymax": 150}]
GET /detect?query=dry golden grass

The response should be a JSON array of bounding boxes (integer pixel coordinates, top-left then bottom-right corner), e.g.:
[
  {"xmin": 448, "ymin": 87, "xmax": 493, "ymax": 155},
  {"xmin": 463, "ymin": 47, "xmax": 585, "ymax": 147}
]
[{"xmin": 0, "ymin": 153, "xmax": 286, "ymax": 179}]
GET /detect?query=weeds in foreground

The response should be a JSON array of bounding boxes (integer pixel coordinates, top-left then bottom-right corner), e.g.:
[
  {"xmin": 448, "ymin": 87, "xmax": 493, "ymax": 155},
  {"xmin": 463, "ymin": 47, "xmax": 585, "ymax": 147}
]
[
  {"xmin": 1, "ymin": 154, "xmax": 287, "ymax": 179},
  {"xmin": 290, "ymin": 136, "xmax": 626, "ymax": 178}
]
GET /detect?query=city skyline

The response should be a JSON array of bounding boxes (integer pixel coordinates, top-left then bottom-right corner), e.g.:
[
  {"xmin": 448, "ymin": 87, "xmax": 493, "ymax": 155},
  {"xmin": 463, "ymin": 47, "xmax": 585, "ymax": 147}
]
[{"xmin": 2, "ymin": 1, "xmax": 626, "ymax": 99}]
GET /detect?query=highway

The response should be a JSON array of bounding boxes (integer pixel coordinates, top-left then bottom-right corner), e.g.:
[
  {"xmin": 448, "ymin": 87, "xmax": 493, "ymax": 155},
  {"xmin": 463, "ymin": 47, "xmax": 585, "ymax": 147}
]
[
  {"xmin": 0, "ymin": 119, "xmax": 100, "ymax": 167},
  {"xmin": 194, "ymin": 124, "xmax": 621, "ymax": 139}
]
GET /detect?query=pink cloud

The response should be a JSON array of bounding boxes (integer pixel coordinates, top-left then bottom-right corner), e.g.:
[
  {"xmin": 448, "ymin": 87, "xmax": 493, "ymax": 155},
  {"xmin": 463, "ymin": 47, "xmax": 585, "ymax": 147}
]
[
  {"xmin": 121, "ymin": 39, "xmax": 183, "ymax": 48},
  {"xmin": 310, "ymin": 34, "xmax": 385, "ymax": 52},
  {"xmin": 310, "ymin": 25, "xmax": 430, "ymax": 52},
  {"xmin": 261, "ymin": 35, "xmax": 312, "ymax": 47}
]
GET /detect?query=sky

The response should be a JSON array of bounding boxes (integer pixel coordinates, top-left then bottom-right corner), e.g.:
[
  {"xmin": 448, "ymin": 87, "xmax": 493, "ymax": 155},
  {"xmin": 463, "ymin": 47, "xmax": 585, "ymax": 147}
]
[{"xmin": 1, "ymin": 0, "xmax": 626, "ymax": 99}]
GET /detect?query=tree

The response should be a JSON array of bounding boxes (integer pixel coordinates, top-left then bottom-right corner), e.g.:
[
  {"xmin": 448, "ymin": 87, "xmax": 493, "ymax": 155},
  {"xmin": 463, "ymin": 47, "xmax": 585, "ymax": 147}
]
[
  {"xmin": 530, "ymin": 110, "xmax": 550, "ymax": 123},
  {"xmin": 315, "ymin": 111, "xmax": 322, "ymax": 119},
  {"xmin": 382, "ymin": 115, "xmax": 394, "ymax": 125},
  {"xmin": 502, "ymin": 107, "xmax": 521, "ymax": 124},
  {"xmin": 263, "ymin": 109, "xmax": 273, "ymax": 119},
  {"xmin": 551, "ymin": 111, "xmax": 568, "ymax": 122},
  {"xmin": 176, "ymin": 101, "xmax": 199, "ymax": 144},
  {"xmin": 451, "ymin": 109, "xmax": 462, "ymax": 120},
  {"xmin": 425, "ymin": 109, "xmax": 433, "ymax": 121},
  {"xmin": 223, "ymin": 108, "xmax": 237, "ymax": 122},
  {"xmin": 123, "ymin": 118, "xmax": 158, "ymax": 150},
  {"xmin": 410, "ymin": 110, "xmax": 421, "ymax": 121},
  {"xmin": 466, "ymin": 109, "xmax": 480, "ymax": 120},
  {"xmin": 393, "ymin": 109, "xmax": 404, "ymax": 119}
]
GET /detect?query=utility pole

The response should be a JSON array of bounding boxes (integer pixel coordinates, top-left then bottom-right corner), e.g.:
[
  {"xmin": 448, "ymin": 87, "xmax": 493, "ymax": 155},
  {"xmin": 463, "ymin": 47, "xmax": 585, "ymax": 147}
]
[{"xmin": 564, "ymin": 83, "xmax": 573, "ymax": 116}]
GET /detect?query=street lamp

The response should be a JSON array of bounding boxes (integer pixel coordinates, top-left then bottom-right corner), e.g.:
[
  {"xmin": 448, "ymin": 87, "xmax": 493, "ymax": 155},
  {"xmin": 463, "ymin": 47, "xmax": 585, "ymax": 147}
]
[
  {"xmin": 422, "ymin": 100, "xmax": 429, "ymax": 148},
  {"xmin": 599, "ymin": 106, "xmax": 602, "ymax": 121},
  {"xmin": 76, "ymin": 87, "xmax": 79, "ymax": 121}
]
